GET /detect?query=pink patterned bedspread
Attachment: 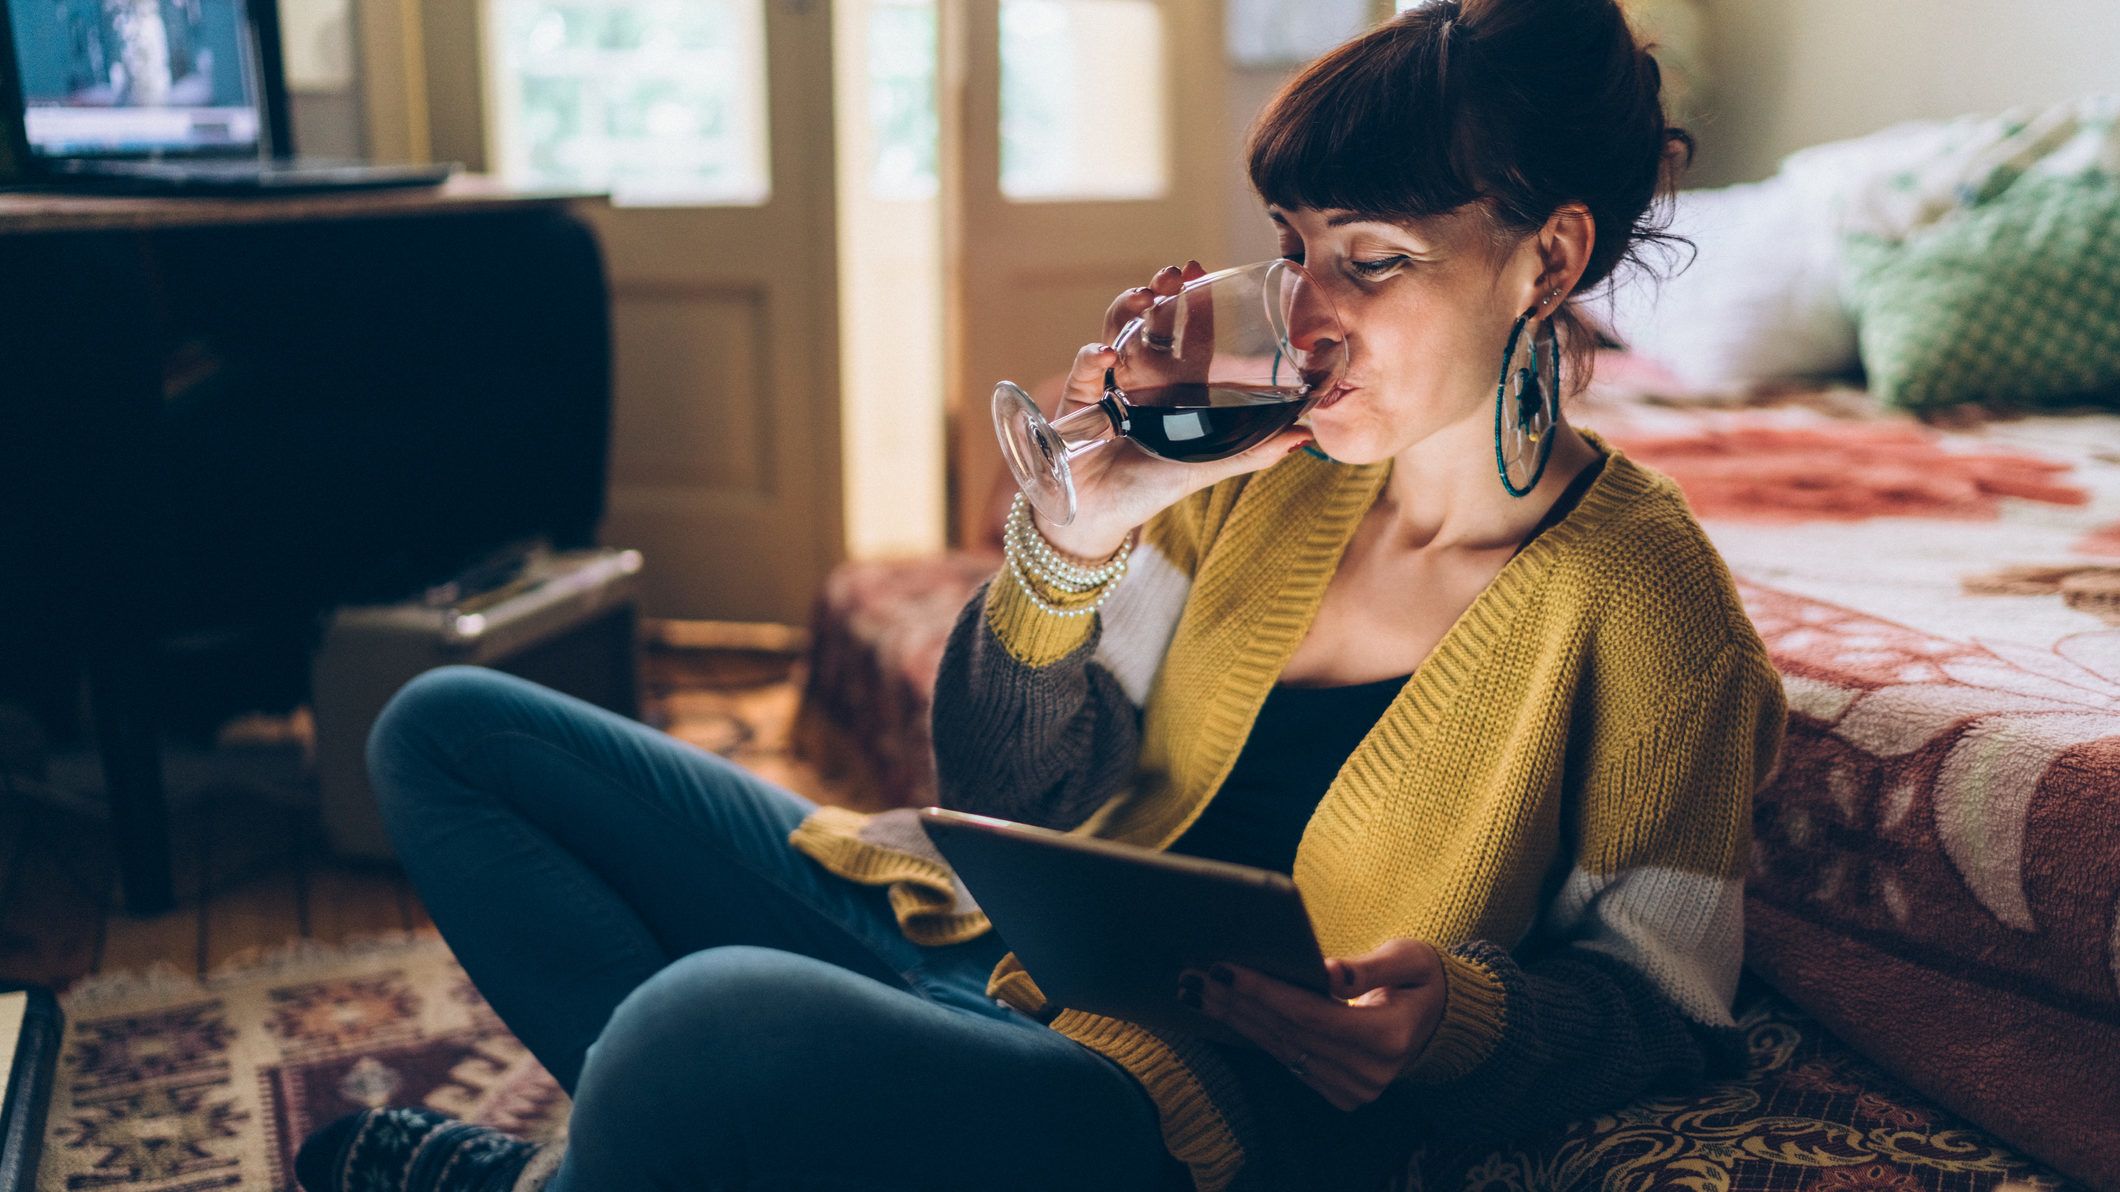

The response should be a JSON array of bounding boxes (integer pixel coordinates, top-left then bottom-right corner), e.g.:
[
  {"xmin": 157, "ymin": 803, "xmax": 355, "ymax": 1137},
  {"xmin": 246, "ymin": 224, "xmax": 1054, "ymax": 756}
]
[{"xmin": 1578, "ymin": 374, "xmax": 2120, "ymax": 1188}]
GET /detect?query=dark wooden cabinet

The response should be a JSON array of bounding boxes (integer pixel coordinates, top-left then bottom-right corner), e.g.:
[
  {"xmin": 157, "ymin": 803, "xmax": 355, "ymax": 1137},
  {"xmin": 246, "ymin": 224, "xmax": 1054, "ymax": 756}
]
[{"xmin": 0, "ymin": 181, "xmax": 613, "ymax": 913}]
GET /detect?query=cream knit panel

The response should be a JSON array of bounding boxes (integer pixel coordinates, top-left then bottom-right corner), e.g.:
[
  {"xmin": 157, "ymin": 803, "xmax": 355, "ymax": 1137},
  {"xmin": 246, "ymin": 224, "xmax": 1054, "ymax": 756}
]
[
  {"xmin": 1545, "ymin": 866, "xmax": 1746, "ymax": 1027},
  {"xmin": 1092, "ymin": 542, "xmax": 1190, "ymax": 708},
  {"xmin": 1550, "ymin": 637, "xmax": 1785, "ymax": 1026}
]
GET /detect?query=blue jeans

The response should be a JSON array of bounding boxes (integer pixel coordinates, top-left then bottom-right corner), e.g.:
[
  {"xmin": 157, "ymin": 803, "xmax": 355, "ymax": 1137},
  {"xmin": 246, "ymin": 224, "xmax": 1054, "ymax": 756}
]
[{"xmin": 368, "ymin": 665, "xmax": 1181, "ymax": 1191}]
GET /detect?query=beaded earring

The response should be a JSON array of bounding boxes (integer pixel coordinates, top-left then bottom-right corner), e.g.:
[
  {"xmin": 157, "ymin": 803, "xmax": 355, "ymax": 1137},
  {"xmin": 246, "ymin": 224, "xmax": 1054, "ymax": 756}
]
[{"xmin": 1493, "ymin": 290, "xmax": 1563, "ymax": 497}]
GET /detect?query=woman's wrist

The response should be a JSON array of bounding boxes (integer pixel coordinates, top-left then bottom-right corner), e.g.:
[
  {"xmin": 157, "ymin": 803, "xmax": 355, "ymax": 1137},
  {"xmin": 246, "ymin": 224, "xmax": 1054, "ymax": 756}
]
[
  {"xmin": 1030, "ymin": 512, "xmax": 1135, "ymax": 564},
  {"xmin": 1000, "ymin": 495, "xmax": 1134, "ymax": 619}
]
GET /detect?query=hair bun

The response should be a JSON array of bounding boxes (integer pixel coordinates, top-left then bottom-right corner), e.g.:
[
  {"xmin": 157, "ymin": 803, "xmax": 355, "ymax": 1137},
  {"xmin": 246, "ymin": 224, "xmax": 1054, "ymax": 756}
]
[{"xmin": 1247, "ymin": 0, "xmax": 1692, "ymax": 394}]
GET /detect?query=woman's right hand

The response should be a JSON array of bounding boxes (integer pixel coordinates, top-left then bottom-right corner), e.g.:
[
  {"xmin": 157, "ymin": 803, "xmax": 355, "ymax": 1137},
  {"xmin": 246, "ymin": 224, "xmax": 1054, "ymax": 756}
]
[{"xmin": 1035, "ymin": 260, "xmax": 1314, "ymax": 561}]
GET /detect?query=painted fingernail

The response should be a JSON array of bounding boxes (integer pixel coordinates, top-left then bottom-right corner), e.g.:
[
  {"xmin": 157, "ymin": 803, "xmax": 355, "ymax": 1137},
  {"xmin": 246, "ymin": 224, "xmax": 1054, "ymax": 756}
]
[
  {"xmin": 1209, "ymin": 964, "xmax": 1235, "ymax": 986},
  {"xmin": 1177, "ymin": 985, "xmax": 1203, "ymax": 1009}
]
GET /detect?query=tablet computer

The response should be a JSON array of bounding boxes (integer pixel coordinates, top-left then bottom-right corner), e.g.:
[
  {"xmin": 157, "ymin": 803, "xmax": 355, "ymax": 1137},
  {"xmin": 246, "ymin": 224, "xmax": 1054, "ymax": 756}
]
[{"xmin": 918, "ymin": 807, "xmax": 1330, "ymax": 1042}]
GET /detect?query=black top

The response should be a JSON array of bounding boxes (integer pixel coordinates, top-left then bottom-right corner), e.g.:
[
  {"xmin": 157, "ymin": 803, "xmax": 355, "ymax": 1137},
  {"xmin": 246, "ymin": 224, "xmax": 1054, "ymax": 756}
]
[
  {"xmin": 1165, "ymin": 675, "xmax": 1409, "ymax": 873},
  {"xmin": 1166, "ymin": 451, "xmax": 1609, "ymax": 874}
]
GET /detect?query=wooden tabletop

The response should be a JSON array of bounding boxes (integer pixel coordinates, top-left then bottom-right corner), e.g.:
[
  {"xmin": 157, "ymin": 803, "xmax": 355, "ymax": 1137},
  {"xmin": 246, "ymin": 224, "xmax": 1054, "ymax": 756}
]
[{"xmin": 0, "ymin": 173, "xmax": 608, "ymax": 234}]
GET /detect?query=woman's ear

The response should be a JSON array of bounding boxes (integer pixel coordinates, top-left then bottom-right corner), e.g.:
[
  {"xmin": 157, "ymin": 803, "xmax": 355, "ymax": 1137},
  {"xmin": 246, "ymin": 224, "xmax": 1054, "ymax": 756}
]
[{"xmin": 1529, "ymin": 203, "xmax": 1595, "ymax": 312}]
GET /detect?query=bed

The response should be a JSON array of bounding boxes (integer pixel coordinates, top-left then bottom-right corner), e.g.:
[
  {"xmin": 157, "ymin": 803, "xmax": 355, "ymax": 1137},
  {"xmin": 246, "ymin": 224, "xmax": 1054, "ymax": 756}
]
[{"xmin": 1564, "ymin": 373, "xmax": 2118, "ymax": 1189}]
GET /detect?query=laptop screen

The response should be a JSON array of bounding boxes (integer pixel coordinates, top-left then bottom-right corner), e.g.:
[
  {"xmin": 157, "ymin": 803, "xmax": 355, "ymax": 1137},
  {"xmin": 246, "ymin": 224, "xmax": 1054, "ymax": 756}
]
[{"xmin": 7, "ymin": 0, "xmax": 262, "ymax": 158}]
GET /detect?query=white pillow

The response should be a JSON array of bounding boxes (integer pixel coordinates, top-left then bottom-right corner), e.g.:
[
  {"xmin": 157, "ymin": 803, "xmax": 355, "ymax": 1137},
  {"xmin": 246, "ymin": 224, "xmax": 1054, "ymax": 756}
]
[{"xmin": 1593, "ymin": 175, "xmax": 1857, "ymax": 393}]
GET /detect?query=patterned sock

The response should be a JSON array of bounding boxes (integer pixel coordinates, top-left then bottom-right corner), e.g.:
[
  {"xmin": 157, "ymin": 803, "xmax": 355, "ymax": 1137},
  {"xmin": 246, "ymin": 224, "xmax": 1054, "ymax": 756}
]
[{"xmin": 294, "ymin": 1106, "xmax": 546, "ymax": 1192}]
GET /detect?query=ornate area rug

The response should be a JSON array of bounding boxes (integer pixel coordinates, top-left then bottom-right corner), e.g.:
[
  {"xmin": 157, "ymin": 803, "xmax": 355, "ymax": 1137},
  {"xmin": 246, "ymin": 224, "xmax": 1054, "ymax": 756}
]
[
  {"xmin": 40, "ymin": 932, "xmax": 566, "ymax": 1192},
  {"xmin": 36, "ymin": 940, "xmax": 2080, "ymax": 1192}
]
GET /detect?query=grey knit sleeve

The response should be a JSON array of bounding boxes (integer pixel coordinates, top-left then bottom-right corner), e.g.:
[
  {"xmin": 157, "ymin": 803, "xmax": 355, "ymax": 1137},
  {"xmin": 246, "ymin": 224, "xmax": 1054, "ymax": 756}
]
[
  {"xmin": 1402, "ymin": 940, "xmax": 1741, "ymax": 1143},
  {"xmin": 928, "ymin": 579, "xmax": 1144, "ymax": 832}
]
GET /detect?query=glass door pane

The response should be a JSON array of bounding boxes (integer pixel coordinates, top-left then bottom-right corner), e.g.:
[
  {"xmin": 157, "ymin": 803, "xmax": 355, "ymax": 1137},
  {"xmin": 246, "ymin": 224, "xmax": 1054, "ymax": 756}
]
[
  {"xmin": 867, "ymin": 0, "xmax": 938, "ymax": 199},
  {"xmin": 999, "ymin": 0, "xmax": 1168, "ymax": 201},
  {"xmin": 487, "ymin": 0, "xmax": 770, "ymax": 206}
]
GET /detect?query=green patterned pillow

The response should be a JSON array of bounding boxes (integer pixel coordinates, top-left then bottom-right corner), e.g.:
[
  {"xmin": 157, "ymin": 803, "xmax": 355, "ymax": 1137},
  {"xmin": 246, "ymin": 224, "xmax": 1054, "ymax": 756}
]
[{"xmin": 1844, "ymin": 173, "xmax": 2120, "ymax": 410}]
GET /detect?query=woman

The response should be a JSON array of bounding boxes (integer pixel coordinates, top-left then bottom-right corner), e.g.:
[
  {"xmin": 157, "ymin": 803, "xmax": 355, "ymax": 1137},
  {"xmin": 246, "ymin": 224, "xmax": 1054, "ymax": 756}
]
[{"xmin": 296, "ymin": 0, "xmax": 1785, "ymax": 1188}]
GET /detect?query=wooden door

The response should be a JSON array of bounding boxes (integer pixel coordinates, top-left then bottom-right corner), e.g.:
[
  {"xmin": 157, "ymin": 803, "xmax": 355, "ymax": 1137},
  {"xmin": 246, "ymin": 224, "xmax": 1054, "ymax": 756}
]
[
  {"xmin": 940, "ymin": 0, "xmax": 1228, "ymax": 542},
  {"xmin": 367, "ymin": 0, "xmax": 843, "ymax": 623}
]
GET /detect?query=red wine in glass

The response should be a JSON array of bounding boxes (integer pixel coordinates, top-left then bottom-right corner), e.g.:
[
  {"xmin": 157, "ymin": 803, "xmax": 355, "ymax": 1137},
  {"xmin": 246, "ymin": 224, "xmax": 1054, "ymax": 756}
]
[
  {"xmin": 1118, "ymin": 383, "xmax": 1310, "ymax": 463},
  {"xmin": 991, "ymin": 258, "xmax": 1348, "ymax": 525}
]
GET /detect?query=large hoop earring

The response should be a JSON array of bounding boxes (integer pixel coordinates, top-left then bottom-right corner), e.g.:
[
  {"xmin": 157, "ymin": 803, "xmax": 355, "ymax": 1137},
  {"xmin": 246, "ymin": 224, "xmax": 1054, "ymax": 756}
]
[{"xmin": 1493, "ymin": 310, "xmax": 1561, "ymax": 497}]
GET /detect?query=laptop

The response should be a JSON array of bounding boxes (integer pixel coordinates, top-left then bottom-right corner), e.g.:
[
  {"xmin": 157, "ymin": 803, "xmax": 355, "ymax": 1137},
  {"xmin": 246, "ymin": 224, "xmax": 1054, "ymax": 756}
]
[{"xmin": 0, "ymin": 0, "xmax": 453, "ymax": 195}]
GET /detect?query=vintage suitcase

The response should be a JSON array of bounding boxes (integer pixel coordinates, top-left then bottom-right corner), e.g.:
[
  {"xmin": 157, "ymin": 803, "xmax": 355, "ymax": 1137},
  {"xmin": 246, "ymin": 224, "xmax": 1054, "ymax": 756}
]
[{"xmin": 313, "ymin": 546, "xmax": 644, "ymax": 859}]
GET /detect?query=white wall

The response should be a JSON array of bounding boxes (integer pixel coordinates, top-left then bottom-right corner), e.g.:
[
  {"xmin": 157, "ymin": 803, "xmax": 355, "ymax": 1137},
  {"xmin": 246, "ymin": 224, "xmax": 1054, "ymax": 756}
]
[
  {"xmin": 1686, "ymin": 0, "xmax": 2119, "ymax": 187},
  {"xmin": 1217, "ymin": 0, "xmax": 2116, "ymax": 213}
]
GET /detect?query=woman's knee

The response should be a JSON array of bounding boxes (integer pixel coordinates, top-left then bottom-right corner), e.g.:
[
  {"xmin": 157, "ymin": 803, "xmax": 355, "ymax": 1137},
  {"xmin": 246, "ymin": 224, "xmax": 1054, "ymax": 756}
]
[
  {"xmin": 365, "ymin": 665, "xmax": 529, "ymax": 820},
  {"xmin": 565, "ymin": 948, "xmax": 1173, "ymax": 1189},
  {"xmin": 574, "ymin": 947, "xmax": 885, "ymax": 1119},
  {"xmin": 563, "ymin": 948, "xmax": 835, "ymax": 1176}
]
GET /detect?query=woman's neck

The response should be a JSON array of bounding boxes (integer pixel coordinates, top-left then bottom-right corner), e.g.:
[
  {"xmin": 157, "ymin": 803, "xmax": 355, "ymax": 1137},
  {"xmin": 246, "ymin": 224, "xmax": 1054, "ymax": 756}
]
[{"xmin": 1373, "ymin": 413, "xmax": 1599, "ymax": 554}]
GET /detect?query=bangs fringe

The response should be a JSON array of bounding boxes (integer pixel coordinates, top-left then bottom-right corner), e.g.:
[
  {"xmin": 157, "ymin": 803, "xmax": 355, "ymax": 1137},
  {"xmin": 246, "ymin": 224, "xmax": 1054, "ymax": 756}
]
[{"xmin": 1245, "ymin": 17, "xmax": 1484, "ymax": 223}]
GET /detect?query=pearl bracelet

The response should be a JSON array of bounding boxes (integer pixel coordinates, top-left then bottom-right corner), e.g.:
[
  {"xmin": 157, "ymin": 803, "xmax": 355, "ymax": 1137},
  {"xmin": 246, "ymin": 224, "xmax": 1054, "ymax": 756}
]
[
  {"xmin": 1007, "ymin": 526, "xmax": 1129, "ymax": 600},
  {"xmin": 1005, "ymin": 520, "xmax": 1122, "ymax": 593},
  {"xmin": 1001, "ymin": 494, "xmax": 1132, "ymax": 616},
  {"xmin": 1005, "ymin": 494, "xmax": 1132, "ymax": 590},
  {"xmin": 1009, "ymin": 495, "xmax": 1129, "ymax": 579},
  {"xmin": 1004, "ymin": 551, "xmax": 1128, "ymax": 618}
]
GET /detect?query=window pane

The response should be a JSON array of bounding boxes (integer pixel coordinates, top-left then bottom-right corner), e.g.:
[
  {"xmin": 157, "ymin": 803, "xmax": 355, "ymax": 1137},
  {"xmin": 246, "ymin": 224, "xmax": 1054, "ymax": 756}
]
[
  {"xmin": 999, "ymin": 0, "xmax": 1167, "ymax": 201},
  {"xmin": 488, "ymin": 0, "xmax": 769, "ymax": 206},
  {"xmin": 868, "ymin": 0, "xmax": 937, "ymax": 200},
  {"xmin": 1228, "ymin": 0, "xmax": 1368, "ymax": 65}
]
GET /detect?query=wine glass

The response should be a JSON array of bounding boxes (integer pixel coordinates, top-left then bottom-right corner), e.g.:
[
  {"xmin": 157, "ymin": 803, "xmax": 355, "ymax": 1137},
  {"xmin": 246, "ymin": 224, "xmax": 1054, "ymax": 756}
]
[{"xmin": 991, "ymin": 258, "xmax": 1350, "ymax": 526}]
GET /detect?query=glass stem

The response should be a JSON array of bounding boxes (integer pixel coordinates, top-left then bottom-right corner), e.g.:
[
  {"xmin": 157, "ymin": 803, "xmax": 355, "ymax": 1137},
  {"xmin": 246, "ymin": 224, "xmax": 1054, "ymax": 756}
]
[{"xmin": 1046, "ymin": 394, "xmax": 1124, "ymax": 462}]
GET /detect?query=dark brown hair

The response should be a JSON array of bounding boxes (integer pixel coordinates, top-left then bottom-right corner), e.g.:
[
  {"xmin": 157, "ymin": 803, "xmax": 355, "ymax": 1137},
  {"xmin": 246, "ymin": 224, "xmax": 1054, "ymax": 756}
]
[{"xmin": 1245, "ymin": 0, "xmax": 1692, "ymax": 389}]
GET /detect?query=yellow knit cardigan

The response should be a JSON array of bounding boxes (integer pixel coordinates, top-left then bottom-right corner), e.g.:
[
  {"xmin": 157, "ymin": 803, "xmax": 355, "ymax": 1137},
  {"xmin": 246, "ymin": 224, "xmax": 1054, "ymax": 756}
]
[{"xmin": 791, "ymin": 430, "xmax": 1787, "ymax": 1190}]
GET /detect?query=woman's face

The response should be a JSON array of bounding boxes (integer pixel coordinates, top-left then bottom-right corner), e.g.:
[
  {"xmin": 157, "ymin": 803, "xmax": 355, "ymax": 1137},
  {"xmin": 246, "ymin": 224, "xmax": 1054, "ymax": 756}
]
[{"xmin": 1272, "ymin": 204, "xmax": 1541, "ymax": 466}]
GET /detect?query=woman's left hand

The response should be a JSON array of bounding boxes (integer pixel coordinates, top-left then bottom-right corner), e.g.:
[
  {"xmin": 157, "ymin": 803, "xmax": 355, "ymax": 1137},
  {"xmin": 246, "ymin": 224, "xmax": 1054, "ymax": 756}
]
[{"xmin": 1180, "ymin": 939, "xmax": 1450, "ymax": 1111}]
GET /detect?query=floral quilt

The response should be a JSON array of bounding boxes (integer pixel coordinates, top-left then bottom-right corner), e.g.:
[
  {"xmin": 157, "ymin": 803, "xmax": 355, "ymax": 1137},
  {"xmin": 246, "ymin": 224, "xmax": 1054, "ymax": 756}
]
[{"xmin": 1577, "ymin": 378, "xmax": 2120, "ymax": 1189}]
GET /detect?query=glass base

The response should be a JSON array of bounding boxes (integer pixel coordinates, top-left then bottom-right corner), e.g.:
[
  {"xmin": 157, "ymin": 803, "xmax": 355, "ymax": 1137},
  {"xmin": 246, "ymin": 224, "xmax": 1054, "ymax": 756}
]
[{"xmin": 992, "ymin": 380, "xmax": 1077, "ymax": 526}]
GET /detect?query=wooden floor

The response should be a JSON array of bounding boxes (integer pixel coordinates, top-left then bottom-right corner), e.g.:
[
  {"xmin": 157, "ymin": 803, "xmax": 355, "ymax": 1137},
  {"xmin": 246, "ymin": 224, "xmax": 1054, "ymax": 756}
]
[
  {"xmin": 0, "ymin": 780, "xmax": 429, "ymax": 990},
  {"xmin": 0, "ymin": 627, "xmax": 839, "ymax": 991}
]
